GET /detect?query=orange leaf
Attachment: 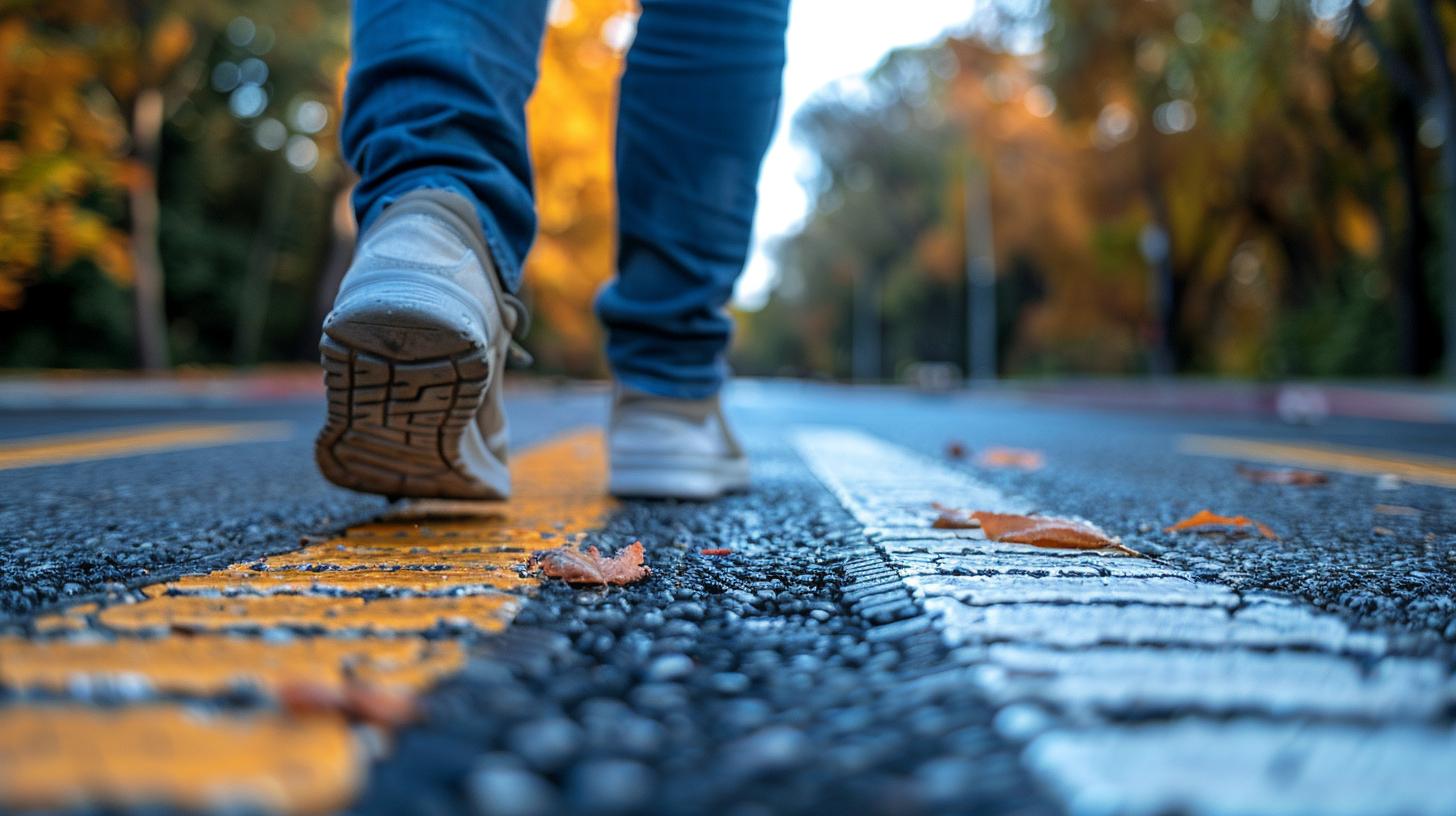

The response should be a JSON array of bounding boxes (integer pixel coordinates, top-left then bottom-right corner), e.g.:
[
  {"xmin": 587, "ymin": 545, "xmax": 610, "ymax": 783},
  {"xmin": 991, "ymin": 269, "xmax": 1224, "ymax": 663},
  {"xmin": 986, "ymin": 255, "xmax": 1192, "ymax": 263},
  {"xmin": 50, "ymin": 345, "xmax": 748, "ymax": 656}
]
[
  {"xmin": 931, "ymin": 502, "xmax": 981, "ymax": 529},
  {"xmin": 976, "ymin": 447, "xmax": 1044, "ymax": 470},
  {"xmin": 973, "ymin": 511, "xmax": 1141, "ymax": 555},
  {"xmin": 533, "ymin": 541, "xmax": 651, "ymax": 585},
  {"xmin": 1165, "ymin": 509, "xmax": 1278, "ymax": 539},
  {"xmin": 933, "ymin": 505, "xmax": 1141, "ymax": 555},
  {"xmin": 1236, "ymin": 465, "xmax": 1327, "ymax": 486}
]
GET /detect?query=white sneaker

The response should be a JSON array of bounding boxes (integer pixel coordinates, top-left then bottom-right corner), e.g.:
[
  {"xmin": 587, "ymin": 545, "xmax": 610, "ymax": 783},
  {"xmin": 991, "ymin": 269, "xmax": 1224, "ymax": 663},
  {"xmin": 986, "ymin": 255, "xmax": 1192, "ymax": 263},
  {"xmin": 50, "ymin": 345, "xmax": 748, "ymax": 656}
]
[
  {"xmin": 607, "ymin": 387, "xmax": 749, "ymax": 500},
  {"xmin": 315, "ymin": 189, "xmax": 525, "ymax": 500}
]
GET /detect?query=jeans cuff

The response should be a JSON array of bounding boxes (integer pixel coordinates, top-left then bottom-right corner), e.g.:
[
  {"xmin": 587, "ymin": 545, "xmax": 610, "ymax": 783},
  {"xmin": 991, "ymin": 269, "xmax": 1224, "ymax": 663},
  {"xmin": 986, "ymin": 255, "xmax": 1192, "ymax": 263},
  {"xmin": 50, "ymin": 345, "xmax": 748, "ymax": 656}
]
[{"xmin": 611, "ymin": 368, "xmax": 724, "ymax": 400}]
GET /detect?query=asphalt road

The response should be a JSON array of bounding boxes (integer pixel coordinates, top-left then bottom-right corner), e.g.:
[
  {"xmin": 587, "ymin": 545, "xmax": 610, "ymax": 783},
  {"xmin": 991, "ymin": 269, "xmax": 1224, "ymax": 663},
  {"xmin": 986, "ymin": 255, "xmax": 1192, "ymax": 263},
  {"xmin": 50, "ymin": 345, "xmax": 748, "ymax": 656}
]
[{"xmin": 1, "ymin": 378, "xmax": 1453, "ymax": 815}]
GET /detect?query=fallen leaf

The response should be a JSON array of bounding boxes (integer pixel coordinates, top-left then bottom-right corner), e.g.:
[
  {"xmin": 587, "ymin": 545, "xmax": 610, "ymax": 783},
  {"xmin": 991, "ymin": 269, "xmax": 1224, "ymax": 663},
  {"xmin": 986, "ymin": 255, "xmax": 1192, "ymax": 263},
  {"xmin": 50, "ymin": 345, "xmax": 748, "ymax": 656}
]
[
  {"xmin": 1165, "ymin": 509, "xmax": 1278, "ymax": 539},
  {"xmin": 279, "ymin": 681, "xmax": 419, "ymax": 727},
  {"xmin": 931, "ymin": 502, "xmax": 982, "ymax": 529},
  {"xmin": 699, "ymin": 548, "xmax": 732, "ymax": 556},
  {"xmin": 973, "ymin": 511, "xmax": 1143, "ymax": 556},
  {"xmin": 933, "ymin": 505, "xmax": 1140, "ymax": 555},
  {"xmin": 976, "ymin": 447, "xmax": 1044, "ymax": 470},
  {"xmin": 1236, "ymin": 465, "xmax": 1328, "ymax": 486},
  {"xmin": 945, "ymin": 441, "xmax": 969, "ymax": 460},
  {"xmin": 533, "ymin": 541, "xmax": 651, "ymax": 585},
  {"xmin": 1373, "ymin": 504, "xmax": 1421, "ymax": 517},
  {"xmin": 1373, "ymin": 526, "xmax": 1396, "ymax": 537}
]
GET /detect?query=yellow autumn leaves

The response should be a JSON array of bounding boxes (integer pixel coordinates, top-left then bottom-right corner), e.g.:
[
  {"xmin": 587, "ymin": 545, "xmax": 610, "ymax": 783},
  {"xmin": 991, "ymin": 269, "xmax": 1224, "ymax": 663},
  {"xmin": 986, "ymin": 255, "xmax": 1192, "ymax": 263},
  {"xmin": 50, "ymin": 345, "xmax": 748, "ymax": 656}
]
[
  {"xmin": 0, "ymin": 15, "xmax": 135, "ymax": 307},
  {"xmin": 523, "ymin": 0, "xmax": 638, "ymax": 374}
]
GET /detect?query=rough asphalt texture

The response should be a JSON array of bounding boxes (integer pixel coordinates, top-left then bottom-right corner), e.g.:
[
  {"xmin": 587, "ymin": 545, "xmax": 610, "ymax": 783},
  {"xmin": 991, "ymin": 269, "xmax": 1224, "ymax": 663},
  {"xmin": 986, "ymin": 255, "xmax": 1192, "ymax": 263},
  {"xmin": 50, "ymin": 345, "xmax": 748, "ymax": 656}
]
[
  {"xmin": 357, "ymin": 444, "xmax": 1052, "ymax": 816},
  {"xmin": 2, "ymin": 379, "xmax": 1454, "ymax": 814},
  {"xmin": 727, "ymin": 384, "xmax": 1456, "ymax": 645},
  {"xmin": 0, "ymin": 388, "xmax": 603, "ymax": 622}
]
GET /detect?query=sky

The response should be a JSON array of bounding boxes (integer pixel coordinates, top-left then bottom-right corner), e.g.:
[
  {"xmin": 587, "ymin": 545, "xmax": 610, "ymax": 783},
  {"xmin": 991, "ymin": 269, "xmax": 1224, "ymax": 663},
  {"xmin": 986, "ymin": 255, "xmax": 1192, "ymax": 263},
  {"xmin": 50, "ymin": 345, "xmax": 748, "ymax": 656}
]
[{"xmin": 732, "ymin": 1, "xmax": 979, "ymax": 309}]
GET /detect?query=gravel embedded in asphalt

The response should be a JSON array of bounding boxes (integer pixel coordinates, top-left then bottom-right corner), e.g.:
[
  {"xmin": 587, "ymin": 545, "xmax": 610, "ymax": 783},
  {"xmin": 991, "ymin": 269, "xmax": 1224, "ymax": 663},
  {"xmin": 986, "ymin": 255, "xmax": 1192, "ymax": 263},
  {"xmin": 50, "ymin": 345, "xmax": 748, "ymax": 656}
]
[
  {"xmin": 352, "ymin": 446, "xmax": 1053, "ymax": 816},
  {"xmin": 0, "ymin": 390, "xmax": 604, "ymax": 622}
]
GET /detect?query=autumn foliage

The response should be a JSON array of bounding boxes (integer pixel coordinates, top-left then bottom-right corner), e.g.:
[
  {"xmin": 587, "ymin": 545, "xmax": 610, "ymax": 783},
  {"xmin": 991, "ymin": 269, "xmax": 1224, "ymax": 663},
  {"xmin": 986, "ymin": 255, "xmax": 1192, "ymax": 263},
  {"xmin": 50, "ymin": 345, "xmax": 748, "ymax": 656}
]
[
  {"xmin": 0, "ymin": 9, "xmax": 137, "ymax": 307},
  {"xmin": 933, "ymin": 504, "xmax": 1142, "ymax": 556},
  {"xmin": 1165, "ymin": 509, "xmax": 1279, "ymax": 540},
  {"xmin": 532, "ymin": 541, "xmax": 652, "ymax": 586},
  {"xmin": 522, "ymin": 0, "xmax": 637, "ymax": 375}
]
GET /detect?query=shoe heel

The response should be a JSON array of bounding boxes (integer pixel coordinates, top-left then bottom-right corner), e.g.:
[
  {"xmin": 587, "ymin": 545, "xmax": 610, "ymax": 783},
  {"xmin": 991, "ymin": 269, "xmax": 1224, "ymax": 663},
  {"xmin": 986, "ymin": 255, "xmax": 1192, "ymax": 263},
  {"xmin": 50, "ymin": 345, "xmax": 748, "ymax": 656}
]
[{"xmin": 315, "ymin": 329, "xmax": 500, "ymax": 499}]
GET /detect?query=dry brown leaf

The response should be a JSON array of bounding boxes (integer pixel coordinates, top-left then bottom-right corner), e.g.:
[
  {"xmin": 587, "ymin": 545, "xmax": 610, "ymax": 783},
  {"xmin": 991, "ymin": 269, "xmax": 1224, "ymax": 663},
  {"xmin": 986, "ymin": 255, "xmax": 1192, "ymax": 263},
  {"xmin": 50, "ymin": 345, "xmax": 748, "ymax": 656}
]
[
  {"xmin": 973, "ymin": 511, "xmax": 1143, "ymax": 556},
  {"xmin": 1165, "ymin": 509, "xmax": 1278, "ymax": 539},
  {"xmin": 533, "ymin": 541, "xmax": 651, "ymax": 585},
  {"xmin": 931, "ymin": 502, "xmax": 981, "ymax": 529},
  {"xmin": 279, "ymin": 681, "xmax": 419, "ymax": 727},
  {"xmin": 976, "ymin": 447, "xmax": 1044, "ymax": 470},
  {"xmin": 1236, "ymin": 465, "xmax": 1328, "ymax": 486},
  {"xmin": 933, "ymin": 505, "xmax": 1140, "ymax": 555}
]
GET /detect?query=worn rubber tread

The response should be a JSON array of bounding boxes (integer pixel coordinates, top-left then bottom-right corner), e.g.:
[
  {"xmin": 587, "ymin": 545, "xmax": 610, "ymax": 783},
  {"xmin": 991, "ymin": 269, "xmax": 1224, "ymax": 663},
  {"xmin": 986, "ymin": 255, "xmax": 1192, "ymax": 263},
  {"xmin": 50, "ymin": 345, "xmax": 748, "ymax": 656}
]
[{"xmin": 315, "ymin": 335, "xmax": 496, "ymax": 499}]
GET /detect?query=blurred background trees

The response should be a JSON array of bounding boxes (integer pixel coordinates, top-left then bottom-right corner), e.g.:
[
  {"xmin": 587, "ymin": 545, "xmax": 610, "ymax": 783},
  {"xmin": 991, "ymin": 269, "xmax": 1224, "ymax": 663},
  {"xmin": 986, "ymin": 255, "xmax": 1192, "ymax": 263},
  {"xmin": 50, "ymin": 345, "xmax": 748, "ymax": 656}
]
[
  {"xmin": 0, "ymin": 0, "xmax": 630, "ymax": 373},
  {"xmin": 735, "ymin": 0, "xmax": 1455, "ymax": 382},
  {"xmin": 1, "ymin": 0, "xmax": 1452, "ymax": 382}
]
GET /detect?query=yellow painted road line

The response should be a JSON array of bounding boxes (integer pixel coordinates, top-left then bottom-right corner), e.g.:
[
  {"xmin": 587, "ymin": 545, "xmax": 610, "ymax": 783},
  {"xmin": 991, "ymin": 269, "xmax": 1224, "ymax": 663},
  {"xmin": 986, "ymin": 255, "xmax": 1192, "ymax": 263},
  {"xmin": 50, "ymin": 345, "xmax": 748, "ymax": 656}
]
[
  {"xmin": 0, "ymin": 706, "xmax": 364, "ymax": 815},
  {"xmin": 0, "ymin": 428, "xmax": 611, "ymax": 813},
  {"xmin": 1178, "ymin": 434, "xmax": 1456, "ymax": 489},
  {"xmin": 0, "ymin": 421, "xmax": 296, "ymax": 471}
]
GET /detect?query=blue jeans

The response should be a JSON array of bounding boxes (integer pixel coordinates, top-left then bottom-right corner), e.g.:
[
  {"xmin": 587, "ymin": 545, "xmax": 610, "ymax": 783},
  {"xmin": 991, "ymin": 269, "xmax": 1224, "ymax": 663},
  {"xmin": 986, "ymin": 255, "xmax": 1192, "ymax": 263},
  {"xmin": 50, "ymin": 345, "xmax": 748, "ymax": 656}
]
[{"xmin": 342, "ymin": 0, "xmax": 789, "ymax": 398}]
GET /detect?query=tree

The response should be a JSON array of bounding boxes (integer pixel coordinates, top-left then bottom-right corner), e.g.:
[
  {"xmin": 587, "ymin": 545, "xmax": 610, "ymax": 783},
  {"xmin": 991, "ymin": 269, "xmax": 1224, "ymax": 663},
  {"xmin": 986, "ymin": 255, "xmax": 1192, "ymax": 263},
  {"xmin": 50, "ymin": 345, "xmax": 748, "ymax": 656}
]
[
  {"xmin": 520, "ymin": 0, "xmax": 637, "ymax": 375},
  {"xmin": 1347, "ymin": 0, "xmax": 1456, "ymax": 377}
]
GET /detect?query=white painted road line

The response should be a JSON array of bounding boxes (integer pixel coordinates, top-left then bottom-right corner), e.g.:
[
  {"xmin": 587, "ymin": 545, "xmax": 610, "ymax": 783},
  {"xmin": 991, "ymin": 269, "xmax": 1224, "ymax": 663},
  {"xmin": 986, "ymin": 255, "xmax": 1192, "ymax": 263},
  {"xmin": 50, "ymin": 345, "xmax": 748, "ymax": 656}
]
[
  {"xmin": 975, "ymin": 643, "xmax": 1454, "ymax": 719},
  {"xmin": 793, "ymin": 427, "xmax": 1456, "ymax": 816},
  {"xmin": 1025, "ymin": 721, "xmax": 1456, "ymax": 816},
  {"xmin": 926, "ymin": 597, "xmax": 1388, "ymax": 652}
]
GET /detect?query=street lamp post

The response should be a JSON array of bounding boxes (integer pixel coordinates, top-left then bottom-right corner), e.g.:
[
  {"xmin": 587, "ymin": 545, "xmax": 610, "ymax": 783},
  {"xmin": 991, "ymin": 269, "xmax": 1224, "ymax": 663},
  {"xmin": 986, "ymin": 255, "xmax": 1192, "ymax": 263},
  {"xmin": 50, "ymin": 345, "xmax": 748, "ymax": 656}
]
[{"xmin": 964, "ymin": 159, "xmax": 997, "ymax": 382}]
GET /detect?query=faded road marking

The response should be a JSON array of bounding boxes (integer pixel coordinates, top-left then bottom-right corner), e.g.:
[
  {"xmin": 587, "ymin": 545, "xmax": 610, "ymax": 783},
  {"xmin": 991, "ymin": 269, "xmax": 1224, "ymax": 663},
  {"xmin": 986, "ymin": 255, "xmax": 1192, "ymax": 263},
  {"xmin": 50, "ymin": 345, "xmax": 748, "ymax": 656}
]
[
  {"xmin": 794, "ymin": 428, "xmax": 1456, "ymax": 816},
  {"xmin": 0, "ymin": 706, "xmax": 363, "ymax": 814},
  {"xmin": 0, "ymin": 421, "xmax": 295, "ymax": 471},
  {"xmin": 1178, "ymin": 433, "xmax": 1456, "ymax": 489},
  {"xmin": 0, "ymin": 429, "xmax": 611, "ymax": 813}
]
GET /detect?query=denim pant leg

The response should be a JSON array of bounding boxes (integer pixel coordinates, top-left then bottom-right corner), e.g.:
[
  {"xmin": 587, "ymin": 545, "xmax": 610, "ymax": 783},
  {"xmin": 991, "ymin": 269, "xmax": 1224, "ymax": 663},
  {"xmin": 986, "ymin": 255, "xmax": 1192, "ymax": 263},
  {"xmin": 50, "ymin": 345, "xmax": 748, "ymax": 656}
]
[
  {"xmin": 597, "ymin": 0, "xmax": 790, "ymax": 398},
  {"xmin": 342, "ymin": 0, "xmax": 549, "ymax": 292}
]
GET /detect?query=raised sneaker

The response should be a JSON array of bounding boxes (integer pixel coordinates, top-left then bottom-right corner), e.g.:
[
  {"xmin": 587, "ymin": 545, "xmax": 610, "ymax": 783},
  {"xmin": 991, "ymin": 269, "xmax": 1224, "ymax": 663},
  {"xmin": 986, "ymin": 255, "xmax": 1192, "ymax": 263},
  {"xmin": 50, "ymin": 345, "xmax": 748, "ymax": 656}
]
[{"xmin": 315, "ymin": 189, "xmax": 525, "ymax": 500}]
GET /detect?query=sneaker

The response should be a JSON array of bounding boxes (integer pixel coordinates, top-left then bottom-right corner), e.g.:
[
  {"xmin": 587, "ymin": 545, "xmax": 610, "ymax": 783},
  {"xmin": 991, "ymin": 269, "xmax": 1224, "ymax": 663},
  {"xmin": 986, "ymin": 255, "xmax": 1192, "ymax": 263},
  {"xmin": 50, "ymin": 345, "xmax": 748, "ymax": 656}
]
[
  {"xmin": 607, "ymin": 387, "xmax": 749, "ymax": 500},
  {"xmin": 315, "ymin": 189, "xmax": 525, "ymax": 499}
]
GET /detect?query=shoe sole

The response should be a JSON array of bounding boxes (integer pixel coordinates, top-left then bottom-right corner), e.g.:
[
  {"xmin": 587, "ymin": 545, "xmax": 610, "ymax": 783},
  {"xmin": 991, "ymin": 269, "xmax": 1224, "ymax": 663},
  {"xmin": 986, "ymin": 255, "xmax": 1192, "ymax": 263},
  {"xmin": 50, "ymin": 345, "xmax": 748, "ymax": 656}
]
[
  {"xmin": 608, "ymin": 458, "xmax": 750, "ymax": 500},
  {"xmin": 315, "ymin": 317, "xmax": 500, "ymax": 500}
]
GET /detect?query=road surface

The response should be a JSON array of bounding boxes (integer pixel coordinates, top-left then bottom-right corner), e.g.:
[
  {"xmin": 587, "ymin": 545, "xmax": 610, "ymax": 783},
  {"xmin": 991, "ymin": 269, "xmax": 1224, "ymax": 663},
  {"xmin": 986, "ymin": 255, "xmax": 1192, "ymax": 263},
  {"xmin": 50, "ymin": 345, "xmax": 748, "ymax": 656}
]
[{"xmin": 1, "ymin": 378, "xmax": 1453, "ymax": 815}]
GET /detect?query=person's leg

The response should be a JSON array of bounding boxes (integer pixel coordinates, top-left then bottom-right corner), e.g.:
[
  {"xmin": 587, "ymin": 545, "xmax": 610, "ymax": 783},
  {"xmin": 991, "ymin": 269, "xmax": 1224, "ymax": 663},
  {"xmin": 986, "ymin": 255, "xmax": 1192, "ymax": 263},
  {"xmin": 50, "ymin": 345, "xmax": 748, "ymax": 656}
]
[
  {"xmin": 601, "ymin": 0, "xmax": 789, "ymax": 499},
  {"xmin": 317, "ymin": 0, "xmax": 547, "ymax": 500},
  {"xmin": 597, "ymin": 0, "xmax": 791, "ymax": 398},
  {"xmin": 342, "ymin": 0, "xmax": 550, "ymax": 292}
]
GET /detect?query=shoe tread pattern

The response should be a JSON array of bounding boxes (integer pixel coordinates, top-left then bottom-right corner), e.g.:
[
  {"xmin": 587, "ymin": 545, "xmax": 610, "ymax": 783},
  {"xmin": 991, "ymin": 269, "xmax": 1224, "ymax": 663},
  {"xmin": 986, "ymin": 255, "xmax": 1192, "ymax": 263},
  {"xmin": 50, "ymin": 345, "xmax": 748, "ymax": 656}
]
[{"xmin": 315, "ymin": 335, "xmax": 494, "ymax": 499}]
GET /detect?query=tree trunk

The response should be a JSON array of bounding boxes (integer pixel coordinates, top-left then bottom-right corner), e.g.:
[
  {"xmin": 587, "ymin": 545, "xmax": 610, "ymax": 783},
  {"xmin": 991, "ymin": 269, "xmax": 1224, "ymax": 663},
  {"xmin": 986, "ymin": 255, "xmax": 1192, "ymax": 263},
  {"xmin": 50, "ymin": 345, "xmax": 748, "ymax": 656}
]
[
  {"xmin": 1136, "ymin": 124, "xmax": 1179, "ymax": 375},
  {"xmin": 234, "ymin": 163, "xmax": 297, "ymax": 365},
  {"xmin": 1392, "ymin": 96, "xmax": 1439, "ymax": 375},
  {"xmin": 128, "ymin": 87, "xmax": 169, "ymax": 370},
  {"xmin": 1412, "ymin": 0, "xmax": 1456, "ymax": 379}
]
